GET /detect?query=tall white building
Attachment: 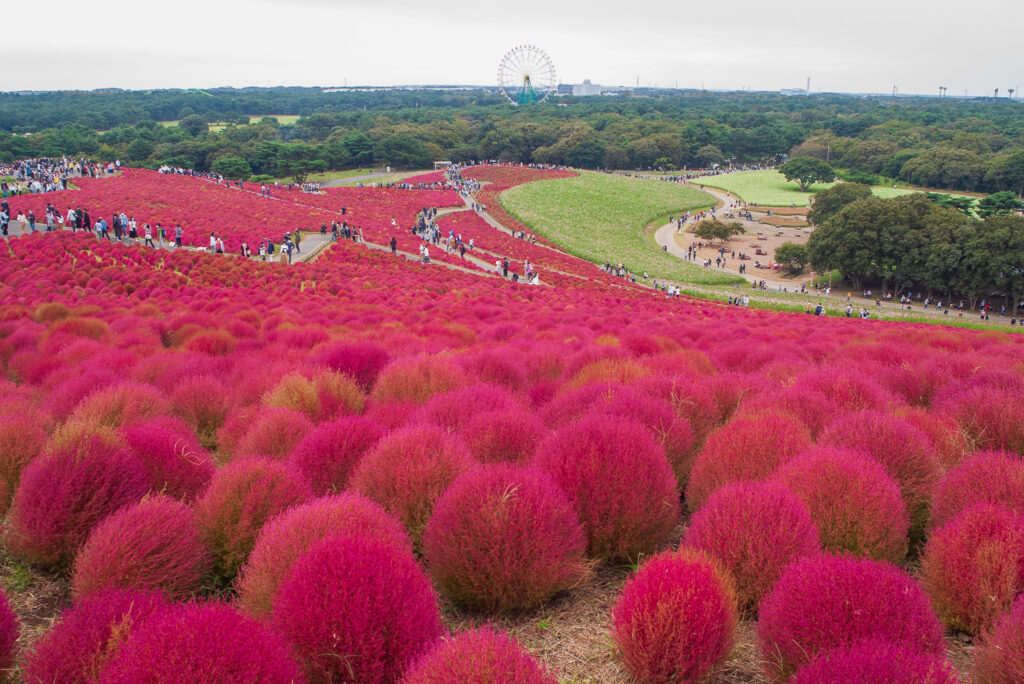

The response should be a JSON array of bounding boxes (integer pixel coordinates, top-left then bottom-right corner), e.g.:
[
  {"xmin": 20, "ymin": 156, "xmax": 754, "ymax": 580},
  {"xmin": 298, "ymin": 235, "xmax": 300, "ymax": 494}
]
[{"xmin": 572, "ymin": 80, "xmax": 604, "ymax": 96}]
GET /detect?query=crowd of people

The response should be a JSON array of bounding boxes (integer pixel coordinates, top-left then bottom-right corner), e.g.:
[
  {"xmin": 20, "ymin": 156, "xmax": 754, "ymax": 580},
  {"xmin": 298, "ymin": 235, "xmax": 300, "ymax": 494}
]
[{"xmin": 1, "ymin": 156, "xmax": 115, "ymax": 196}]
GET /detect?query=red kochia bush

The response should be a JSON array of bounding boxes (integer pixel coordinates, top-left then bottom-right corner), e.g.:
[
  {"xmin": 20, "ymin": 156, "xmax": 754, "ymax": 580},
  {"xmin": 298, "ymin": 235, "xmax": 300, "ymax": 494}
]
[
  {"xmin": 462, "ymin": 408, "xmax": 546, "ymax": 464},
  {"xmin": 819, "ymin": 410, "xmax": 942, "ymax": 538},
  {"xmin": 0, "ymin": 590, "xmax": 17, "ymax": 674},
  {"xmin": 313, "ymin": 339, "xmax": 390, "ymax": 390},
  {"xmin": 610, "ymin": 550, "xmax": 737, "ymax": 683},
  {"xmin": 231, "ymin": 407, "xmax": 314, "ymax": 460},
  {"xmin": 533, "ymin": 414, "xmax": 679, "ymax": 560},
  {"xmin": 938, "ymin": 384, "xmax": 1024, "ymax": 455},
  {"xmin": 403, "ymin": 627, "xmax": 556, "ymax": 684},
  {"xmin": 423, "ymin": 464, "xmax": 588, "ymax": 613},
  {"xmin": 413, "ymin": 383, "xmax": 518, "ymax": 432},
  {"xmin": 236, "ymin": 493, "xmax": 411, "ymax": 618},
  {"xmin": 169, "ymin": 375, "xmax": 230, "ymax": 448},
  {"xmin": 931, "ymin": 451, "xmax": 1024, "ymax": 530},
  {"xmin": 122, "ymin": 417, "xmax": 215, "ymax": 502},
  {"xmin": 758, "ymin": 554, "xmax": 945, "ymax": 681},
  {"xmin": 921, "ymin": 503, "xmax": 1024, "ymax": 634},
  {"xmin": 5, "ymin": 433, "xmax": 151, "ymax": 568},
  {"xmin": 98, "ymin": 602, "xmax": 303, "ymax": 683},
  {"xmin": 774, "ymin": 447, "xmax": 909, "ymax": 562},
  {"xmin": 287, "ymin": 415, "xmax": 384, "ymax": 495},
  {"xmin": 371, "ymin": 353, "xmax": 466, "ymax": 404},
  {"xmin": 72, "ymin": 495, "xmax": 211, "ymax": 600},
  {"xmin": 352, "ymin": 425, "xmax": 473, "ymax": 544},
  {"xmin": 685, "ymin": 409, "xmax": 811, "ymax": 512},
  {"xmin": 272, "ymin": 535, "xmax": 443, "ymax": 683},
  {"xmin": 974, "ymin": 594, "xmax": 1024, "ymax": 684},
  {"xmin": 22, "ymin": 589, "xmax": 167, "ymax": 684},
  {"xmin": 790, "ymin": 639, "xmax": 959, "ymax": 684},
  {"xmin": 0, "ymin": 412, "xmax": 47, "ymax": 516},
  {"xmin": 683, "ymin": 481, "xmax": 819, "ymax": 614},
  {"xmin": 195, "ymin": 458, "xmax": 313, "ymax": 581},
  {"xmin": 70, "ymin": 381, "xmax": 169, "ymax": 428}
]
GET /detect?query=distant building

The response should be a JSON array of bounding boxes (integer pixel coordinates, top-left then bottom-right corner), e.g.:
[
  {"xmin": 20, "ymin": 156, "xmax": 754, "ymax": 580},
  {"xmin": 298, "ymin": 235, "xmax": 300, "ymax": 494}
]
[
  {"xmin": 573, "ymin": 80, "xmax": 604, "ymax": 96},
  {"xmin": 780, "ymin": 88, "xmax": 808, "ymax": 96},
  {"xmin": 557, "ymin": 84, "xmax": 573, "ymax": 95}
]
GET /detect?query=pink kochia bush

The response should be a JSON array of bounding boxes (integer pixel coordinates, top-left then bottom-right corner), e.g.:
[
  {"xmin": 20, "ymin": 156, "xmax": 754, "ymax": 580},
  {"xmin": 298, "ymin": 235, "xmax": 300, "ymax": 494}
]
[
  {"xmin": 931, "ymin": 451, "xmax": 1024, "ymax": 530},
  {"xmin": 0, "ymin": 412, "xmax": 47, "ymax": 517},
  {"xmin": 683, "ymin": 481, "xmax": 820, "ymax": 614},
  {"xmin": 789, "ymin": 639, "xmax": 959, "ymax": 684},
  {"xmin": 402, "ymin": 627, "xmax": 557, "ymax": 684},
  {"xmin": 974, "ymin": 594, "xmax": 1024, "ymax": 684},
  {"xmin": 685, "ymin": 409, "xmax": 811, "ymax": 512},
  {"xmin": 122, "ymin": 417, "xmax": 216, "ymax": 502},
  {"xmin": 820, "ymin": 410, "xmax": 942, "ymax": 538},
  {"xmin": 532, "ymin": 414, "xmax": 679, "ymax": 560},
  {"xmin": 774, "ymin": 447, "xmax": 909, "ymax": 562},
  {"xmin": 0, "ymin": 590, "xmax": 18, "ymax": 675},
  {"xmin": 423, "ymin": 464, "xmax": 589, "ymax": 613},
  {"xmin": 462, "ymin": 408, "xmax": 545, "ymax": 464},
  {"xmin": 287, "ymin": 415, "xmax": 384, "ymax": 495},
  {"xmin": 921, "ymin": 503, "xmax": 1024, "ymax": 634},
  {"xmin": 195, "ymin": 458, "xmax": 313, "ymax": 581},
  {"xmin": 71, "ymin": 495, "xmax": 211, "ymax": 601},
  {"xmin": 352, "ymin": 425, "xmax": 473, "ymax": 544},
  {"xmin": 4, "ymin": 432, "xmax": 151, "ymax": 568},
  {"xmin": 758, "ymin": 554, "xmax": 945, "ymax": 681},
  {"xmin": 231, "ymin": 406, "xmax": 314, "ymax": 460},
  {"xmin": 23, "ymin": 589, "xmax": 167, "ymax": 684},
  {"xmin": 98, "ymin": 601, "xmax": 304, "ymax": 684},
  {"xmin": 236, "ymin": 492, "xmax": 411, "ymax": 618},
  {"xmin": 272, "ymin": 534, "xmax": 444, "ymax": 683},
  {"xmin": 371, "ymin": 353, "xmax": 466, "ymax": 404},
  {"xmin": 610, "ymin": 550, "xmax": 737, "ymax": 683}
]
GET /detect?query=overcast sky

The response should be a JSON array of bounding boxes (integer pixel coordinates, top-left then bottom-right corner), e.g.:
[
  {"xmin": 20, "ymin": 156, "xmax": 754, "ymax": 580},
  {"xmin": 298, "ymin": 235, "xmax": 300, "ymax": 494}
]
[{"xmin": 4, "ymin": 0, "xmax": 1022, "ymax": 96}]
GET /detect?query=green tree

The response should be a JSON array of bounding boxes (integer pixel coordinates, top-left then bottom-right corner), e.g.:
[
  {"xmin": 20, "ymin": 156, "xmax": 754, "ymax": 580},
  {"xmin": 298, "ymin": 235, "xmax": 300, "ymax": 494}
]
[
  {"xmin": 178, "ymin": 114, "xmax": 208, "ymax": 137},
  {"xmin": 567, "ymin": 139, "xmax": 606, "ymax": 169},
  {"xmin": 926, "ymin": 193, "xmax": 977, "ymax": 215},
  {"xmin": 211, "ymin": 156, "xmax": 252, "ymax": 180},
  {"xmin": 775, "ymin": 242, "xmax": 809, "ymax": 274},
  {"xmin": 694, "ymin": 144, "xmax": 724, "ymax": 168},
  {"xmin": 126, "ymin": 138, "xmax": 154, "ymax": 162},
  {"xmin": 376, "ymin": 134, "xmax": 431, "ymax": 169},
  {"xmin": 693, "ymin": 219, "xmax": 745, "ymax": 244},
  {"xmin": 976, "ymin": 191, "xmax": 1023, "ymax": 219},
  {"xmin": 779, "ymin": 157, "xmax": 835, "ymax": 191},
  {"xmin": 807, "ymin": 182, "xmax": 872, "ymax": 225}
]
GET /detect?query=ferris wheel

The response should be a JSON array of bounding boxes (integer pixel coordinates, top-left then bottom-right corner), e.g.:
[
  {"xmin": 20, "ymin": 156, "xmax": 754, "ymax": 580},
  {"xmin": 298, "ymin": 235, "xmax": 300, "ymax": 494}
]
[{"xmin": 497, "ymin": 45, "xmax": 557, "ymax": 106}]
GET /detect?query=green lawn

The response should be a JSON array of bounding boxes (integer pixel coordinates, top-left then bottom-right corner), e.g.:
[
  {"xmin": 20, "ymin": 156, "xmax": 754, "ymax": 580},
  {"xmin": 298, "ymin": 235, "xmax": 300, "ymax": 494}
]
[
  {"xmin": 337, "ymin": 170, "xmax": 432, "ymax": 186},
  {"xmin": 698, "ymin": 169, "xmax": 978, "ymax": 207},
  {"xmin": 500, "ymin": 171, "xmax": 743, "ymax": 286}
]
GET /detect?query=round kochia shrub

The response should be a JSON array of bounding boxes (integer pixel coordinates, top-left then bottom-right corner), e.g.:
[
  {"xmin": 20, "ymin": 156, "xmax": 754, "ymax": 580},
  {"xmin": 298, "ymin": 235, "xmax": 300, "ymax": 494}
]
[
  {"xmin": 22, "ymin": 589, "xmax": 167, "ymax": 684},
  {"xmin": 774, "ymin": 447, "xmax": 909, "ymax": 562},
  {"xmin": 236, "ymin": 493, "xmax": 411, "ymax": 618},
  {"xmin": 974, "ymin": 594, "xmax": 1024, "ymax": 684},
  {"xmin": 423, "ymin": 464, "xmax": 589, "ymax": 613},
  {"xmin": 921, "ymin": 503, "xmax": 1024, "ymax": 634},
  {"xmin": 532, "ymin": 414, "xmax": 679, "ymax": 560},
  {"xmin": 313, "ymin": 339, "xmax": 390, "ymax": 390},
  {"xmin": 4, "ymin": 432, "xmax": 151, "ymax": 568},
  {"xmin": 97, "ymin": 602, "xmax": 303, "ymax": 684},
  {"xmin": 272, "ymin": 535, "xmax": 443, "ymax": 683},
  {"xmin": 758, "ymin": 554, "xmax": 945, "ymax": 681},
  {"xmin": 820, "ymin": 410, "xmax": 942, "ymax": 538},
  {"xmin": 195, "ymin": 458, "xmax": 313, "ymax": 582},
  {"xmin": 462, "ymin": 408, "xmax": 545, "ymax": 464},
  {"xmin": 931, "ymin": 451, "xmax": 1024, "ymax": 530},
  {"xmin": 71, "ymin": 495, "xmax": 211, "ymax": 600},
  {"xmin": 371, "ymin": 353, "xmax": 466, "ymax": 405},
  {"xmin": 231, "ymin": 407, "xmax": 314, "ymax": 460},
  {"xmin": 790, "ymin": 639, "xmax": 959, "ymax": 684},
  {"xmin": 69, "ymin": 381, "xmax": 168, "ymax": 428},
  {"xmin": 287, "ymin": 415, "xmax": 384, "ymax": 495},
  {"xmin": 938, "ymin": 384, "xmax": 1024, "ymax": 455},
  {"xmin": 352, "ymin": 425, "xmax": 473, "ymax": 544},
  {"xmin": 685, "ymin": 409, "xmax": 811, "ymax": 512},
  {"xmin": 0, "ymin": 411, "xmax": 47, "ymax": 517},
  {"xmin": 403, "ymin": 627, "xmax": 556, "ymax": 684},
  {"xmin": 683, "ymin": 481, "xmax": 819, "ymax": 614},
  {"xmin": 413, "ymin": 383, "xmax": 518, "ymax": 432},
  {"xmin": 0, "ymin": 590, "xmax": 18, "ymax": 674},
  {"xmin": 610, "ymin": 550, "xmax": 737, "ymax": 684},
  {"xmin": 122, "ymin": 417, "xmax": 215, "ymax": 502}
]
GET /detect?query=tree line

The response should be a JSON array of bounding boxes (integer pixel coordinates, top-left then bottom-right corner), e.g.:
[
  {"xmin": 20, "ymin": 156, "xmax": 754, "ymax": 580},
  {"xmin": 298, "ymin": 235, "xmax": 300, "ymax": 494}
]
[
  {"xmin": 807, "ymin": 184, "xmax": 1024, "ymax": 311},
  {"xmin": 1, "ymin": 88, "xmax": 1022, "ymax": 193}
]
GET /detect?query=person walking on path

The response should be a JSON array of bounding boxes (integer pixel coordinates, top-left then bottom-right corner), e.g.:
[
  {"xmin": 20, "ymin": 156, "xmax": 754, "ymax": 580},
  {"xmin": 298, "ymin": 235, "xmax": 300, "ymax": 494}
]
[
  {"xmin": 174, "ymin": 225, "xmax": 183, "ymax": 247},
  {"xmin": 144, "ymin": 224, "xmax": 155, "ymax": 248},
  {"xmin": 389, "ymin": 236, "xmax": 397, "ymax": 254},
  {"xmin": 16, "ymin": 211, "xmax": 27, "ymax": 235}
]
